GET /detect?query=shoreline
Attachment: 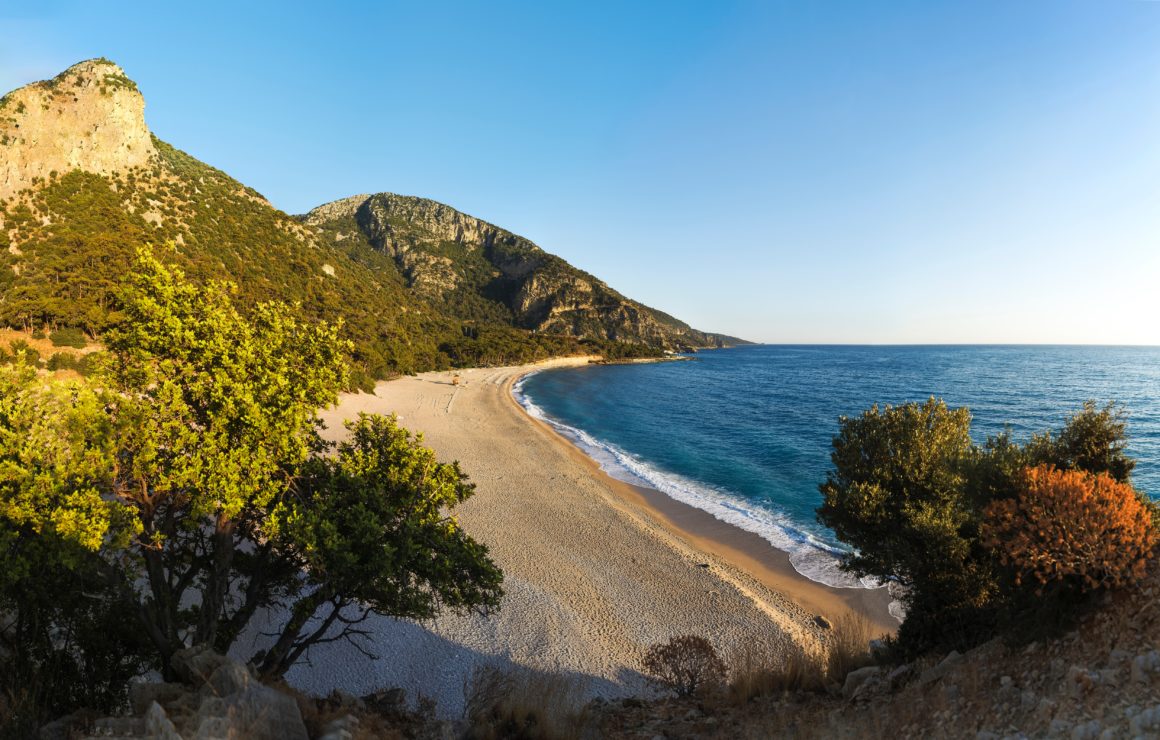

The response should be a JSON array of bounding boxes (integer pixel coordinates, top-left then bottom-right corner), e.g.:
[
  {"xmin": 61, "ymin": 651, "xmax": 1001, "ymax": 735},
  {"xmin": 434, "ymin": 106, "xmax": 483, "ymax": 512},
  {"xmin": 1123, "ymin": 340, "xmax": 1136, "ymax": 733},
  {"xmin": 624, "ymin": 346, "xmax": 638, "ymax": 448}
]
[
  {"xmin": 504, "ymin": 361, "xmax": 898, "ymax": 637},
  {"xmin": 304, "ymin": 357, "xmax": 894, "ymax": 713}
]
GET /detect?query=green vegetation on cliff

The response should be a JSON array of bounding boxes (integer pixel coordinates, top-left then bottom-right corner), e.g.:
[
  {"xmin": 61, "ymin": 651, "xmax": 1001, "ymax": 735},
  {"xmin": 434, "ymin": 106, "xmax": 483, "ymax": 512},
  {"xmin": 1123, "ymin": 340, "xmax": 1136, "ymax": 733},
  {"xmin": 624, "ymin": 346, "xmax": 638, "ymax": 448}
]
[
  {"xmin": 0, "ymin": 148, "xmax": 667, "ymax": 386},
  {"xmin": 0, "ymin": 59, "xmax": 745, "ymax": 384},
  {"xmin": 308, "ymin": 192, "xmax": 745, "ymax": 352}
]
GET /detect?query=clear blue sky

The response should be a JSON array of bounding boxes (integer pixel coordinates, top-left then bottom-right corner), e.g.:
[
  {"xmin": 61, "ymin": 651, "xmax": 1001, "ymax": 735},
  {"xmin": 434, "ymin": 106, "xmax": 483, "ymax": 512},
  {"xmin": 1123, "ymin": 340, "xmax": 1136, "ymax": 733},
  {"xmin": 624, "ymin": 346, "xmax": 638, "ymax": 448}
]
[{"xmin": 3, "ymin": 1, "xmax": 1159, "ymax": 344}]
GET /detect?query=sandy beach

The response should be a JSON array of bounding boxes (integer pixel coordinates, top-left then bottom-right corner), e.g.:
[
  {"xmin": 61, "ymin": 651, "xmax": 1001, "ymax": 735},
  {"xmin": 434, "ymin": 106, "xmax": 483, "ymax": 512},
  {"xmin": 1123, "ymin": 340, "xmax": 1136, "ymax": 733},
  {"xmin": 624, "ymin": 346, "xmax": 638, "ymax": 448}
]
[{"xmin": 272, "ymin": 358, "xmax": 894, "ymax": 715}]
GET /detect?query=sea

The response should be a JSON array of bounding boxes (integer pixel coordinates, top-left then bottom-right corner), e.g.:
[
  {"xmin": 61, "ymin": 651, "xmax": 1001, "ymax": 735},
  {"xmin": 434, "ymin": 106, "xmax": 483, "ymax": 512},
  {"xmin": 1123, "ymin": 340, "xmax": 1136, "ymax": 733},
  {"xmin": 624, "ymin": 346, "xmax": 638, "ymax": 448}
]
[{"xmin": 514, "ymin": 345, "xmax": 1160, "ymax": 597}]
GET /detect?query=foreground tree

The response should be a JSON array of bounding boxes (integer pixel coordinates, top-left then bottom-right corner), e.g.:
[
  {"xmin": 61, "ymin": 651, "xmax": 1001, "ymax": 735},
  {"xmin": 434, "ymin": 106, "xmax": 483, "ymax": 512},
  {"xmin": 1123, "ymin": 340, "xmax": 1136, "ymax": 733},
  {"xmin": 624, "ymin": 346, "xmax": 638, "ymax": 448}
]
[
  {"xmin": 102, "ymin": 250, "xmax": 352, "ymax": 669},
  {"xmin": 816, "ymin": 398, "xmax": 997, "ymax": 649},
  {"xmin": 0, "ymin": 363, "xmax": 149, "ymax": 734},
  {"xmin": 0, "ymin": 249, "xmax": 504, "ymax": 708}
]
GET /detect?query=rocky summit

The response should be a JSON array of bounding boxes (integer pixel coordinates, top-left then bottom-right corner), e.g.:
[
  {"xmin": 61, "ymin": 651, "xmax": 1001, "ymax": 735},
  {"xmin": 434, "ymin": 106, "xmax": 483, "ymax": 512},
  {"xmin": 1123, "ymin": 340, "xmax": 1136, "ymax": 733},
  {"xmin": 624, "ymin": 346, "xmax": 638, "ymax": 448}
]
[{"xmin": 0, "ymin": 59, "xmax": 155, "ymax": 201}]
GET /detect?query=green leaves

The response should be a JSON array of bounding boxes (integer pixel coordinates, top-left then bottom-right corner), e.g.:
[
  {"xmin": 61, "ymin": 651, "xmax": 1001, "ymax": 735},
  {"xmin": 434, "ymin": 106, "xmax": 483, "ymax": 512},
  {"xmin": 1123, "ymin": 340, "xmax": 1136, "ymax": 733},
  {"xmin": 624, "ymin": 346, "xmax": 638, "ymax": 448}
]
[
  {"xmin": 104, "ymin": 249, "xmax": 348, "ymax": 521},
  {"xmin": 274, "ymin": 413, "xmax": 503, "ymax": 621},
  {"xmin": 0, "ymin": 360, "xmax": 136, "ymax": 555},
  {"xmin": 818, "ymin": 396, "xmax": 1147, "ymax": 656},
  {"xmin": 819, "ymin": 398, "xmax": 974, "ymax": 583}
]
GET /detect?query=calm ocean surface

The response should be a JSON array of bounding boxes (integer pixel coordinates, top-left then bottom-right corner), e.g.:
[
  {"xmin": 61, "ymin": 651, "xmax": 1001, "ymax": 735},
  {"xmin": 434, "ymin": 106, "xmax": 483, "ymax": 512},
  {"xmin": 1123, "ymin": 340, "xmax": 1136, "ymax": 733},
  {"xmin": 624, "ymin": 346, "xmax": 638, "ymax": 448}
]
[{"xmin": 515, "ymin": 345, "xmax": 1160, "ymax": 591}]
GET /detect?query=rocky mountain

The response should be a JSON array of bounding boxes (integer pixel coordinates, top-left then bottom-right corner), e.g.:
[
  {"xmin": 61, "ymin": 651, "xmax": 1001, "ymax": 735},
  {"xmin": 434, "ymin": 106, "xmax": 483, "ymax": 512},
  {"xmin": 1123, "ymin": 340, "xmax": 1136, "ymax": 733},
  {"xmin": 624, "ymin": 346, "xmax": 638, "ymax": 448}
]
[
  {"xmin": 305, "ymin": 193, "xmax": 744, "ymax": 351},
  {"xmin": 0, "ymin": 59, "xmax": 743, "ymax": 384},
  {"xmin": 0, "ymin": 59, "xmax": 155, "ymax": 200}
]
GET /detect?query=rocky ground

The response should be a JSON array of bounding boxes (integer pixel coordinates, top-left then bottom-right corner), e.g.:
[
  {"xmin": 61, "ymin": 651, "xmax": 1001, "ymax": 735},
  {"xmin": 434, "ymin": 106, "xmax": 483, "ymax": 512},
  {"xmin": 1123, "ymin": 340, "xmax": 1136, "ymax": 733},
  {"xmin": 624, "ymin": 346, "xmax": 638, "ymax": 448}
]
[
  {"xmin": 37, "ymin": 645, "xmax": 459, "ymax": 740},
  {"xmin": 37, "ymin": 567, "xmax": 1160, "ymax": 739},
  {"xmin": 590, "ymin": 569, "xmax": 1160, "ymax": 739}
]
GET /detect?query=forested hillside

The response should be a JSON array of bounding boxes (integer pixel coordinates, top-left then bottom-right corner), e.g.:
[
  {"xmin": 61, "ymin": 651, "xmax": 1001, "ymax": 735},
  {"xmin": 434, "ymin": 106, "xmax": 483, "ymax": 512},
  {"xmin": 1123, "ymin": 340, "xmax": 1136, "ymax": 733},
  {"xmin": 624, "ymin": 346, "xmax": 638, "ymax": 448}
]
[
  {"xmin": 0, "ymin": 59, "xmax": 742, "ymax": 387},
  {"xmin": 305, "ymin": 193, "xmax": 745, "ymax": 351}
]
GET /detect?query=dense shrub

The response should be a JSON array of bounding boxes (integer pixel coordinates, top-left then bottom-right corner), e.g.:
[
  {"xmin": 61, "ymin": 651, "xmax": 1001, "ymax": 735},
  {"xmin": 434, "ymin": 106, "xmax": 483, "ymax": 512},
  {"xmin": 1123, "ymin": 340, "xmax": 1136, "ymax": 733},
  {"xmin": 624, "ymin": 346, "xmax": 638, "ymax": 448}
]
[
  {"xmin": 982, "ymin": 465, "xmax": 1156, "ymax": 594},
  {"xmin": 45, "ymin": 352, "xmax": 93, "ymax": 375},
  {"xmin": 1025, "ymin": 402, "xmax": 1135, "ymax": 483},
  {"xmin": 49, "ymin": 327, "xmax": 88, "ymax": 348},
  {"xmin": 818, "ymin": 398, "xmax": 1151, "ymax": 657},
  {"xmin": 6, "ymin": 340, "xmax": 39, "ymax": 367},
  {"xmin": 0, "ymin": 363, "xmax": 150, "ymax": 736},
  {"xmin": 642, "ymin": 635, "xmax": 727, "ymax": 698}
]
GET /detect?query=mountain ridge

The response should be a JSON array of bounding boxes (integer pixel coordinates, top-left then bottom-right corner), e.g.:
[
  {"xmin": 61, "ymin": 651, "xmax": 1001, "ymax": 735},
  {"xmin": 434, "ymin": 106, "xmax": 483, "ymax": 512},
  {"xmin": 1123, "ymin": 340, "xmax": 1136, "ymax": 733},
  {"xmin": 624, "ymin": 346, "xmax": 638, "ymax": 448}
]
[
  {"xmin": 0, "ymin": 59, "xmax": 745, "ymax": 383},
  {"xmin": 304, "ymin": 192, "xmax": 745, "ymax": 351}
]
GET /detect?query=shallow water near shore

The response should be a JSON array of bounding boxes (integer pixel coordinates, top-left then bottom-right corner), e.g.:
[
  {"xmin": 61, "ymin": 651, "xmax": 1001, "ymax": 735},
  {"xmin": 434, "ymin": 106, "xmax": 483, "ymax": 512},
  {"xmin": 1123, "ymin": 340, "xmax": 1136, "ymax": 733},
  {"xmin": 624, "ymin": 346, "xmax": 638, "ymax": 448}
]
[{"xmin": 515, "ymin": 345, "xmax": 1160, "ymax": 596}]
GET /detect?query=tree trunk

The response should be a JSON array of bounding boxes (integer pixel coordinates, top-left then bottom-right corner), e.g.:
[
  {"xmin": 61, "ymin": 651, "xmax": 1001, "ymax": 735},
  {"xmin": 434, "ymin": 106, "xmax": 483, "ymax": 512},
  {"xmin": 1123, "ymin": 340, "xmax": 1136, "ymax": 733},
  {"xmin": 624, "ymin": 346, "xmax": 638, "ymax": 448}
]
[
  {"xmin": 195, "ymin": 515, "xmax": 236, "ymax": 647},
  {"xmin": 139, "ymin": 524, "xmax": 181, "ymax": 677},
  {"xmin": 256, "ymin": 585, "xmax": 331, "ymax": 679}
]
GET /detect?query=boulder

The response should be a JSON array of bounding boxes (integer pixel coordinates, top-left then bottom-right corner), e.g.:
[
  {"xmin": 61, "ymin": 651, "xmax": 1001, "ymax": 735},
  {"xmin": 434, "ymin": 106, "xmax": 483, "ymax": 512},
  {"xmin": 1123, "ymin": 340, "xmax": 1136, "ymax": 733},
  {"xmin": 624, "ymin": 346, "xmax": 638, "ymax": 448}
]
[
  {"xmin": 171, "ymin": 644, "xmax": 232, "ymax": 686},
  {"xmin": 128, "ymin": 681, "xmax": 186, "ymax": 715},
  {"xmin": 144, "ymin": 702, "xmax": 182, "ymax": 740},
  {"xmin": 918, "ymin": 650, "xmax": 963, "ymax": 687},
  {"xmin": 842, "ymin": 666, "xmax": 882, "ymax": 699},
  {"xmin": 189, "ymin": 684, "xmax": 308, "ymax": 740},
  {"xmin": 203, "ymin": 660, "xmax": 253, "ymax": 697}
]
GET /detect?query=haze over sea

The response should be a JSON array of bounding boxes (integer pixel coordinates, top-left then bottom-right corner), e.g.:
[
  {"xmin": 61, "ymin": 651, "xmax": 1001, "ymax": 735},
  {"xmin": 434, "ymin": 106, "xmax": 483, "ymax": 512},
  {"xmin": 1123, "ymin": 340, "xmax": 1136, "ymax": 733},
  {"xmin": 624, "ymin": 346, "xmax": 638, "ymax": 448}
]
[{"xmin": 516, "ymin": 345, "xmax": 1160, "ymax": 593}]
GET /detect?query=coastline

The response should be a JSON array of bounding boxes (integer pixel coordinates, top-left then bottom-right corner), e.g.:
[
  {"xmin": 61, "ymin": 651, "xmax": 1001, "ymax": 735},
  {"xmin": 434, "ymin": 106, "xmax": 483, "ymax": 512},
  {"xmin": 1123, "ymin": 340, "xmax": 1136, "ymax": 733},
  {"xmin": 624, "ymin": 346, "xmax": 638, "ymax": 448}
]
[
  {"xmin": 504, "ymin": 361, "xmax": 898, "ymax": 637},
  {"xmin": 303, "ymin": 357, "xmax": 894, "ymax": 714}
]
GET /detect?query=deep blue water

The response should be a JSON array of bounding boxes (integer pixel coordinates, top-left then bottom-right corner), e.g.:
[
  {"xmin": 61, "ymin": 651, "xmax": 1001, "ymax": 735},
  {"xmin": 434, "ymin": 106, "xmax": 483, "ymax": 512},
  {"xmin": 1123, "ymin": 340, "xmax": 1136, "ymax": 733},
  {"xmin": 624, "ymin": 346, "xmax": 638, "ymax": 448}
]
[{"xmin": 515, "ymin": 345, "xmax": 1160, "ymax": 591}]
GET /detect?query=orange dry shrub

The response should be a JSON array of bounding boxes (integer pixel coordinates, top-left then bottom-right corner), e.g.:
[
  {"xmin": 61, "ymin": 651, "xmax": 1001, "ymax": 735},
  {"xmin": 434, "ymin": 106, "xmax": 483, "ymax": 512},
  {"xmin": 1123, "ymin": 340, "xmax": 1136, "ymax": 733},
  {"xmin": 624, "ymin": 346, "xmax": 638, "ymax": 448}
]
[{"xmin": 982, "ymin": 464, "xmax": 1156, "ymax": 594}]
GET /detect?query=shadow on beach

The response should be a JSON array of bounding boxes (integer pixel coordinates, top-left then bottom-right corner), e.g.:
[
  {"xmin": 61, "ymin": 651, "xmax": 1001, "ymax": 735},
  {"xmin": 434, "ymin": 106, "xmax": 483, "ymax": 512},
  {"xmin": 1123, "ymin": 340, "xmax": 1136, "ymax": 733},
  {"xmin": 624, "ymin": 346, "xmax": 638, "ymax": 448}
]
[{"xmin": 237, "ymin": 603, "xmax": 645, "ymax": 719}]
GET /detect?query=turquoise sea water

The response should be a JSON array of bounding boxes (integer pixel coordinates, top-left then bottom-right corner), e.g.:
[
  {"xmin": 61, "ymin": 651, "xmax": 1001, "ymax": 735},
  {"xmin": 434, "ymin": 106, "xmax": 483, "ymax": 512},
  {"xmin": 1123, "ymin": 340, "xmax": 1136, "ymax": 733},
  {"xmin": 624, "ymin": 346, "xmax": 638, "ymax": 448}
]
[{"xmin": 514, "ymin": 345, "xmax": 1160, "ymax": 592}]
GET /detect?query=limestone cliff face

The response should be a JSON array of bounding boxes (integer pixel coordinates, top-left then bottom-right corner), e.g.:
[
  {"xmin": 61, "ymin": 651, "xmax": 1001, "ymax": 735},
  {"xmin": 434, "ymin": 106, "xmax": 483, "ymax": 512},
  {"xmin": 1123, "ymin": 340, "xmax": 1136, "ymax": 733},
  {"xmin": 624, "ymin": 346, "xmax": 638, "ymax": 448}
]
[
  {"xmin": 0, "ymin": 59, "xmax": 156, "ymax": 201},
  {"xmin": 306, "ymin": 193, "xmax": 742, "ymax": 350}
]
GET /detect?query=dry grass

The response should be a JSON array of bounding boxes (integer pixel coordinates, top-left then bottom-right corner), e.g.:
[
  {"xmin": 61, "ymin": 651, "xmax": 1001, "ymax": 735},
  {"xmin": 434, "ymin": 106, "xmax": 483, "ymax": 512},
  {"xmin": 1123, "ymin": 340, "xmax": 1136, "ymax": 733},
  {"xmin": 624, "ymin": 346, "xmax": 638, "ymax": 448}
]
[
  {"xmin": 0, "ymin": 329, "xmax": 98, "ymax": 357},
  {"xmin": 724, "ymin": 611, "xmax": 875, "ymax": 706},
  {"xmin": 726, "ymin": 644, "xmax": 828, "ymax": 705},
  {"xmin": 463, "ymin": 664, "xmax": 593, "ymax": 740},
  {"xmin": 825, "ymin": 610, "xmax": 875, "ymax": 681}
]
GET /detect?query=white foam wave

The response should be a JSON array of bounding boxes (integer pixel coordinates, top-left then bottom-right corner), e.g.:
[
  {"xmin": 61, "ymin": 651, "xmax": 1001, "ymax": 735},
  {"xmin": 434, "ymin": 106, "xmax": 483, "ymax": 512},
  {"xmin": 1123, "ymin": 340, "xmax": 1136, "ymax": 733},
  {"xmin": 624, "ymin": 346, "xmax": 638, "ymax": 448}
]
[{"xmin": 513, "ymin": 374, "xmax": 905, "ymax": 622}]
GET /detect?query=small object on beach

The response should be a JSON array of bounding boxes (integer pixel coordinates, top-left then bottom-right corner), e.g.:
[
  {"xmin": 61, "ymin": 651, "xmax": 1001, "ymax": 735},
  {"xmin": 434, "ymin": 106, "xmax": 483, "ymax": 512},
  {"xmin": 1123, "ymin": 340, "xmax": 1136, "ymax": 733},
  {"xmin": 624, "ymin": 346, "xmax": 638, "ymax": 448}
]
[
  {"xmin": 812, "ymin": 615, "xmax": 833, "ymax": 630},
  {"xmin": 696, "ymin": 562, "xmax": 710, "ymax": 569},
  {"xmin": 452, "ymin": 374, "xmax": 460, "ymax": 386}
]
